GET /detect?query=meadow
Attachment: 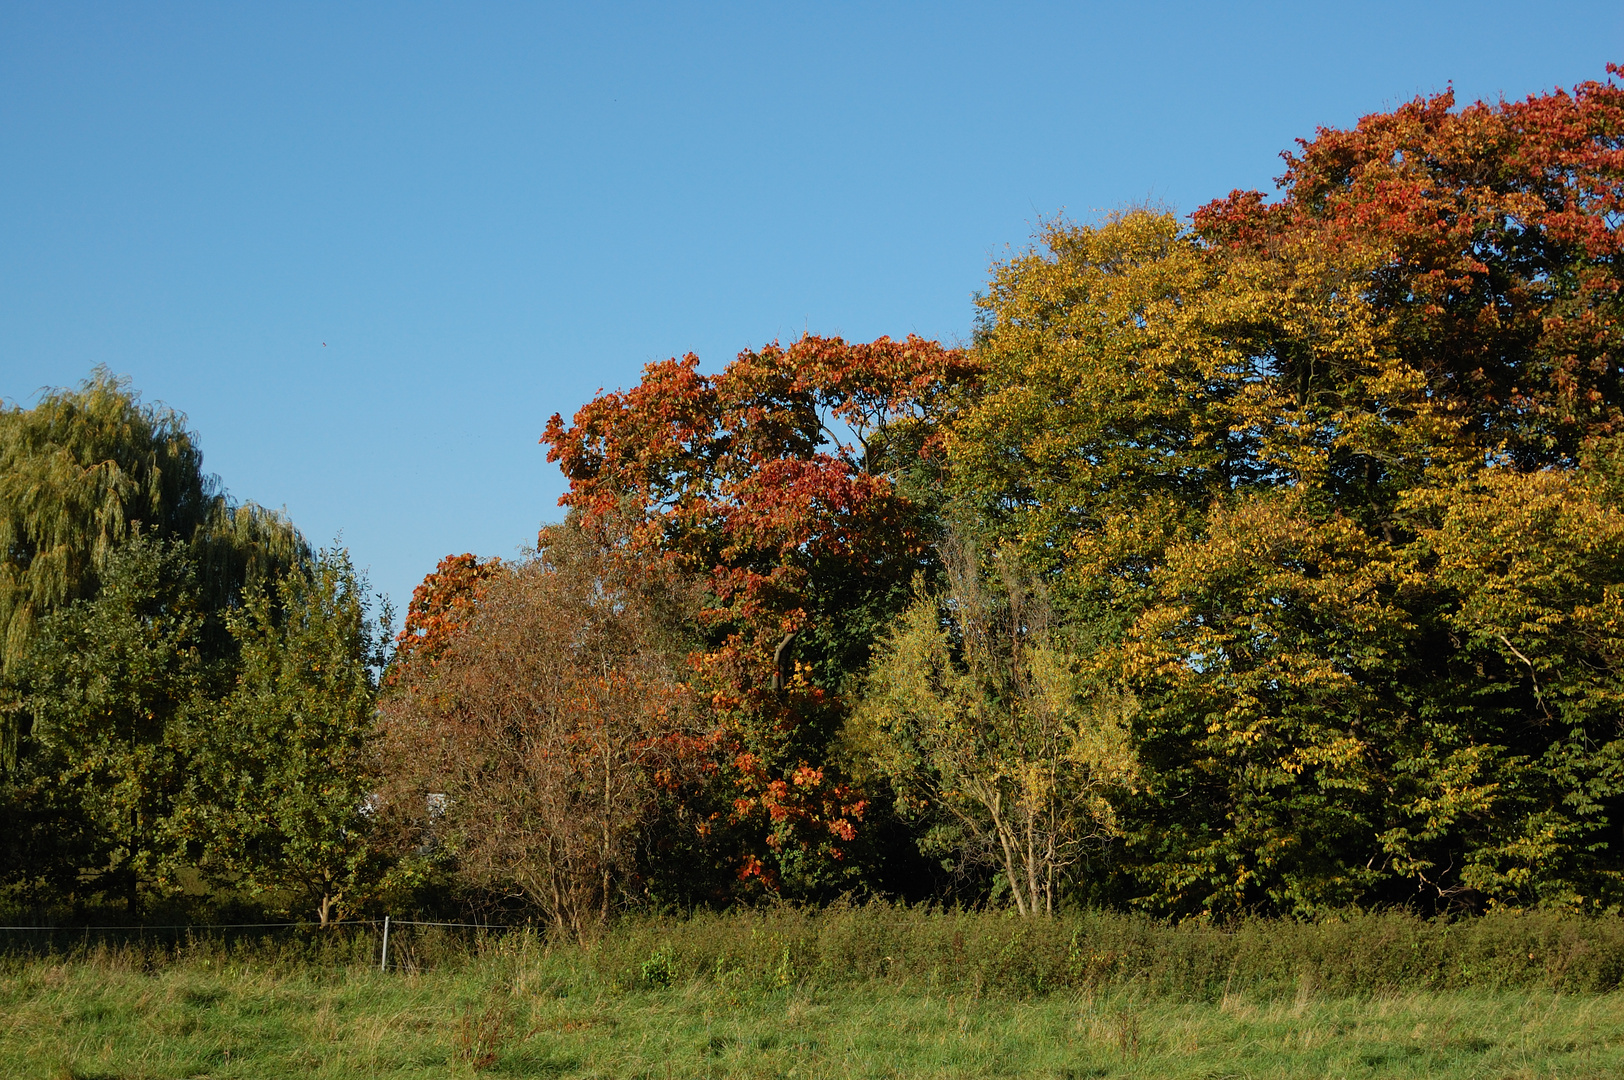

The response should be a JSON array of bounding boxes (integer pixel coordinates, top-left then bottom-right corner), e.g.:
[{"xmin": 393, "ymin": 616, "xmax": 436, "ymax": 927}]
[{"xmin": 5, "ymin": 906, "xmax": 1624, "ymax": 1078}]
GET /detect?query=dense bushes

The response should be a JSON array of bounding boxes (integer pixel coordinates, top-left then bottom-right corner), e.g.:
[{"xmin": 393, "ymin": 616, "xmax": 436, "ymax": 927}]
[
  {"xmin": 587, "ymin": 905, "xmax": 1624, "ymax": 998},
  {"xmin": 7, "ymin": 905, "xmax": 1624, "ymax": 1000}
]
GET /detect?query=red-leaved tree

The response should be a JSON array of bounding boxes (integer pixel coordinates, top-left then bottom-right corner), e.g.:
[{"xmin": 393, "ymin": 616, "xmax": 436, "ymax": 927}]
[
  {"xmin": 542, "ymin": 334, "xmax": 979, "ymax": 895},
  {"xmin": 388, "ymin": 552, "xmax": 504, "ymax": 684},
  {"xmin": 1194, "ymin": 63, "xmax": 1624, "ymax": 469}
]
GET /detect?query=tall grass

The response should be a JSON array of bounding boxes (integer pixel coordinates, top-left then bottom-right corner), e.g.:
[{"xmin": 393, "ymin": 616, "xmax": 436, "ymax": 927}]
[
  {"xmin": 581, "ymin": 903, "xmax": 1624, "ymax": 998},
  {"xmin": 6, "ymin": 903, "xmax": 1623, "ymax": 997},
  {"xmin": 6, "ymin": 907, "xmax": 1624, "ymax": 1078}
]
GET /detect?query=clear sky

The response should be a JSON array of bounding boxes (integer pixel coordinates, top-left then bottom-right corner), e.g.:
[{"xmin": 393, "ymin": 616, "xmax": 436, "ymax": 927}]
[{"xmin": 3, "ymin": 2, "xmax": 1620, "ymax": 612}]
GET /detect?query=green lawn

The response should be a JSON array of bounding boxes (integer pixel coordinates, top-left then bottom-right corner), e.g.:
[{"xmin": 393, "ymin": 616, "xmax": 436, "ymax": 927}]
[{"xmin": 6, "ymin": 956, "xmax": 1623, "ymax": 1079}]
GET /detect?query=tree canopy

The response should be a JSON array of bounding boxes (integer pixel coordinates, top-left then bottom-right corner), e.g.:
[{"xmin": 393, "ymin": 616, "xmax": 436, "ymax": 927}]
[{"xmin": 10, "ymin": 64, "xmax": 1624, "ymax": 923}]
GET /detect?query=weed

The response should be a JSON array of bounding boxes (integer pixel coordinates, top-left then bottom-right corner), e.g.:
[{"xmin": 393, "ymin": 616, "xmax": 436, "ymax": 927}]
[
  {"xmin": 451, "ymin": 1002, "xmax": 509, "ymax": 1071},
  {"xmin": 7, "ymin": 907, "xmax": 1624, "ymax": 1078},
  {"xmin": 641, "ymin": 948, "xmax": 676, "ymax": 988},
  {"xmin": 1110, "ymin": 1007, "xmax": 1142, "ymax": 1056}
]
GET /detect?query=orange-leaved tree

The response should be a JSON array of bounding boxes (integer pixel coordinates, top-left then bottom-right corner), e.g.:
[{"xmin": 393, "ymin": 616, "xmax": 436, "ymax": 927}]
[
  {"xmin": 388, "ymin": 552, "xmax": 504, "ymax": 684},
  {"xmin": 377, "ymin": 517, "xmax": 701, "ymax": 936},
  {"xmin": 1194, "ymin": 63, "xmax": 1624, "ymax": 470},
  {"xmin": 542, "ymin": 334, "xmax": 979, "ymax": 897}
]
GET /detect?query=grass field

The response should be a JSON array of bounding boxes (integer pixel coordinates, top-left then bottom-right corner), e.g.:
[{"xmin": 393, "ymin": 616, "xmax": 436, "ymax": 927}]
[{"xmin": 5, "ymin": 907, "xmax": 1624, "ymax": 1078}]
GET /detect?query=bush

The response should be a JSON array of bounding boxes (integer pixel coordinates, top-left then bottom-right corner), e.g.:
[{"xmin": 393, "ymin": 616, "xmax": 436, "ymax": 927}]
[
  {"xmin": 583, "ymin": 903, "xmax": 1624, "ymax": 998},
  {"xmin": 6, "ymin": 903, "xmax": 1623, "ymax": 1000}
]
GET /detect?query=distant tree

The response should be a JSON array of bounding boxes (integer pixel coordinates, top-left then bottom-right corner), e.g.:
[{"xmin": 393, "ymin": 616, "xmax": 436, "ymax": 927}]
[{"xmin": 387, "ymin": 551, "xmax": 503, "ymax": 684}]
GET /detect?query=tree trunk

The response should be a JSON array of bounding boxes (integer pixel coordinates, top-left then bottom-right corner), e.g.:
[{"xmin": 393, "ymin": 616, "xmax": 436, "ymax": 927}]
[{"xmin": 987, "ymin": 796, "xmax": 1028, "ymax": 916}]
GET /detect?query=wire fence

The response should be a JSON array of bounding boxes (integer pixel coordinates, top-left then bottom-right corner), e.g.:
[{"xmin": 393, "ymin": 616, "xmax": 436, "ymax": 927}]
[{"xmin": 0, "ymin": 916, "xmax": 528, "ymax": 971}]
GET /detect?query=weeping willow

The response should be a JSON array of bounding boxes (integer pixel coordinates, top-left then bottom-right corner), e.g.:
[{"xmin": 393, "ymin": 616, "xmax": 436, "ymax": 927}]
[{"xmin": 1, "ymin": 368, "xmax": 306, "ymax": 766}]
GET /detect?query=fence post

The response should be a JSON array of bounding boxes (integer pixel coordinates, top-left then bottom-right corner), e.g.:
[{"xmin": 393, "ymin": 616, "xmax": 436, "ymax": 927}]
[{"xmin": 380, "ymin": 915, "xmax": 391, "ymax": 973}]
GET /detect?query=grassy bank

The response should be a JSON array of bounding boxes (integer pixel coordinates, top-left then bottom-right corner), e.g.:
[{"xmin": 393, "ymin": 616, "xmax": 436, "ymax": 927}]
[{"xmin": 5, "ymin": 906, "xmax": 1624, "ymax": 1077}]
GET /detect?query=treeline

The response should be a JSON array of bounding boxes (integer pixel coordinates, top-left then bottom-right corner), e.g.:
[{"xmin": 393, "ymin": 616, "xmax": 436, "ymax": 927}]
[
  {"xmin": 7, "ymin": 67, "xmax": 1624, "ymax": 932},
  {"xmin": 0, "ymin": 373, "xmax": 388, "ymax": 923}
]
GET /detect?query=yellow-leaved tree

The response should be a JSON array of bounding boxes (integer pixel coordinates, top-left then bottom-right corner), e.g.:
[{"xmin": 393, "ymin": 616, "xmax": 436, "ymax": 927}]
[{"xmin": 851, "ymin": 539, "xmax": 1138, "ymax": 915}]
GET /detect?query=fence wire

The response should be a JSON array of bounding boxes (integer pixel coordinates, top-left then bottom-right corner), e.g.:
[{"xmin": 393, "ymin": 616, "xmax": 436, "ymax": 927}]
[{"xmin": 0, "ymin": 917, "xmax": 529, "ymax": 971}]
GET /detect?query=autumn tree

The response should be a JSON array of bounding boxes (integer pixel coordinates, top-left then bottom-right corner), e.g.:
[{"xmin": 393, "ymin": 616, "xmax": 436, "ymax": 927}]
[
  {"xmin": 1391, "ymin": 457, "xmax": 1624, "ymax": 908},
  {"xmin": 1169, "ymin": 64, "xmax": 1624, "ymax": 913},
  {"xmin": 388, "ymin": 551, "xmax": 504, "ymax": 683},
  {"xmin": 378, "ymin": 516, "xmax": 701, "ymax": 937},
  {"xmin": 852, "ymin": 539, "xmax": 1139, "ymax": 915},
  {"xmin": 948, "ymin": 65, "xmax": 1624, "ymax": 916},
  {"xmin": 1195, "ymin": 63, "xmax": 1624, "ymax": 470},
  {"xmin": 542, "ymin": 335, "xmax": 979, "ymax": 896}
]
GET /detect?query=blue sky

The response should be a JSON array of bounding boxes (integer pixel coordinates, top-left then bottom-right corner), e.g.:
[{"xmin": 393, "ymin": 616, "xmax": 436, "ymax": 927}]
[{"xmin": 3, "ymin": 2, "xmax": 1619, "ymax": 612}]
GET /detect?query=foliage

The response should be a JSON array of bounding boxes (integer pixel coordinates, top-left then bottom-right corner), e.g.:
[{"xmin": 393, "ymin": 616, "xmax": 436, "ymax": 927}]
[
  {"xmin": 1392, "ymin": 461, "xmax": 1624, "ymax": 907},
  {"xmin": 378, "ymin": 516, "xmax": 702, "ymax": 938},
  {"xmin": 0, "ymin": 370, "xmax": 214, "ymax": 691},
  {"xmin": 0, "ymin": 371, "xmax": 313, "ymax": 916},
  {"xmin": 1195, "ymin": 63, "xmax": 1624, "ymax": 469},
  {"xmin": 942, "ymin": 67, "xmax": 1624, "ymax": 917},
  {"xmin": 952, "ymin": 209, "xmax": 1255, "ymax": 591},
  {"xmin": 852, "ymin": 541, "xmax": 1139, "ymax": 915},
  {"xmin": 542, "ymin": 335, "xmax": 979, "ymax": 897},
  {"xmin": 188, "ymin": 548, "xmax": 389, "ymax": 926},
  {"xmin": 10, "ymin": 538, "xmax": 218, "ymax": 910},
  {"xmin": 0, "ymin": 369, "xmax": 303, "ymax": 698},
  {"xmin": 388, "ymin": 551, "xmax": 503, "ymax": 683},
  {"xmin": 13, "ymin": 68, "xmax": 1624, "ymax": 930},
  {"xmin": 1115, "ymin": 492, "xmax": 1419, "ymax": 915}
]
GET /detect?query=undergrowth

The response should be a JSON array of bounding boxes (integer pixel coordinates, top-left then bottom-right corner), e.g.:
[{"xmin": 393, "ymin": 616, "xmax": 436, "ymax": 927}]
[
  {"xmin": 5, "ymin": 904, "xmax": 1624, "ymax": 997},
  {"xmin": 5, "ymin": 906, "xmax": 1624, "ymax": 1077}
]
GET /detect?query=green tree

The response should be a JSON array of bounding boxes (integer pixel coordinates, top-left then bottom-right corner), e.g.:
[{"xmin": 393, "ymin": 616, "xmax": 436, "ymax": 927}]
[
  {"xmin": 1115, "ymin": 493, "xmax": 1416, "ymax": 915},
  {"xmin": 191, "ymin": 549, "xmax": 387, "ymax": 926},
  {"xmin": 1392, "ymin": 459, "xmax": 1624, "ymax": 908},
  {"xmin": 1, "ymin": 371, "xmax": 212, "ymax": 688},
  {"xmin": 1, "ymin": 371, "xmax": 307, "ymax": 912},
  {"xmin": 12, "ymin": 537, "xmax": 217, "ymax": 911},
  {"xmin": 852, "ymin": 540, "xmax": 1139, "ymax": 915},
  {"xmin": 1, "ymin": 370, "xmax": 304, "ymax": 767}
]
